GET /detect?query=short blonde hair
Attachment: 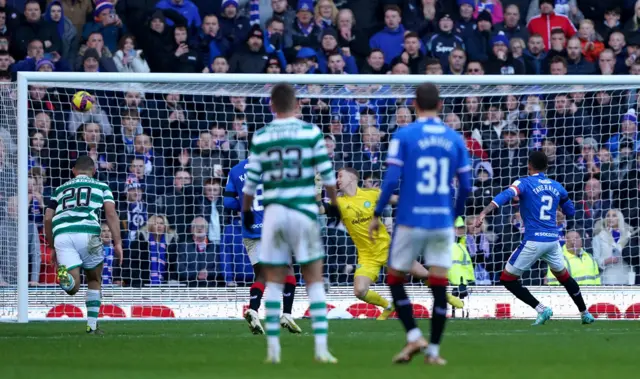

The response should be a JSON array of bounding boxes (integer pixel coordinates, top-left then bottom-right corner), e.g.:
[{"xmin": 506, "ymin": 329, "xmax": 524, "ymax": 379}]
[{"xmin": 315, "ymin": 0, "xmax": 338, "ymax": 24}]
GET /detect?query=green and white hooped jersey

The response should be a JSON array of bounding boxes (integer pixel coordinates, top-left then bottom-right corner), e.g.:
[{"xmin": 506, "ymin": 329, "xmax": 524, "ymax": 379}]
[{"xmin": 51, "ymin": 175, "xmax": 114, "ymax": 238}]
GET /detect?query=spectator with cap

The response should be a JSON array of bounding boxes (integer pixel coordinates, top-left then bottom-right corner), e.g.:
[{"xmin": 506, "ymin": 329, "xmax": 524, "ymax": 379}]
[
  {"xmin": 369, "ymin": 5, "xmax": 405, "ymax": 65},
  {"xmin": 597, "ymin": 6, "xmax": 622, "ymax": 43},
  {"xmin": 156, "ymin": 0, "xmax": 201, "ymax": 34},
  {"xmin": 11, "ymin": 39, "xmax": 72, "ymax": 72},
  {"xmin": 264, "ymin": 54, "xmax": 282, "ymax": 73},
  {"xmin": 465, "ymin": 10, "xmax": 493, "ymax": 62},
  {"xmin": 44, "ymin": 0, "xmax": 78, "ymax": 62},
  {"xmin": 522, "ymin": 33, "xmax": 547, "ymax": 74},
  {"xmin": 82, "ymin": 0, "xmax": 127, "ymax": 54},
  {"xmin": 284, "ymin": 0, "xmax": 322, "ymax": 61},
  {"xmin": 218, "ymin": 0, "xmax": 249, "ymax": 48},
  {"xmin": 527, "ymin": 0, "xmax": 584, "ymax": 26},
  {"xmin": 456, "ymin": 0, "xmax": 477, "ymax": 40},
  {"xmin": 485, "ymin": 31, "xmax": 525, "ymax": 74},
  {"xmin": 228, "ymin": 24, "xmax": 268, "ymax": 73},
  {"xmin": 607, "ymin": 109, "xmax": 640, "ymax": 157},
  {"xmin": 527, "ymin": 0, "xmax": 576, "ymax": 51},
  {"xmin": 139, "ymin": 10, "xmax": 185, "ymax": 73},
  {"xmin": 566, "ymin": 36, "xmax": 596, "ymax": 74},
  {"xmin": 427, "ymin": 13, "xmax": 464, "ymax": 69},
  {"xmin": 316, "ymin": 27, "xmax": 357, "ymax": 74},
  {"xmin": 292, "ymin": 46, "xmax": 319, "ymax": 73},
  {"xmin": 473, "ymin": 0, "xmax": 504, "ymax": 24},
  {"xmin": 14, "ymin": 0, "xmax": 61, "ymax": 58},
  {"xmin": 80, "ymin": 45, "xmax": 117, "ymax": 72},
  {"xmin": 494, "ymin": 4, "xmax": 529, "ymax": 42}
]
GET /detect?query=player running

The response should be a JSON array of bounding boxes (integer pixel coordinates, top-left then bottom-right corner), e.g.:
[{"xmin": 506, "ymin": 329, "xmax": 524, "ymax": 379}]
[
  {"xmin": 369, "ymin": 83, "xmax": 472, "ymax": 365},
  {"xmin": 224, "ymin": 158, "xmax": 302, "ymax": 335},
  {"xmin": 44, "ymin": 156, "xmax": 123, "ymax": 334},
  {"xmin": 475, "ymin": 151, "xmax": 595, "ymax": 326},
  {"xmin": 321, "ymin": 167, "xmax": 463, "ymax": 321},
  {"xmin": 242, "ymin": 83, "xmax": 341, "ymax": 364}
]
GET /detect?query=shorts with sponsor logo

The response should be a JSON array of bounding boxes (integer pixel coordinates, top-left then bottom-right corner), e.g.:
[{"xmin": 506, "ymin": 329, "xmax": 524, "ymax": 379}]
[
  {"xmin": 388, "ymin": 226, "xmax": 454, "ymax": 272},
  {"xmin": 258, "ymin": 204, "xmax": 324, "ymax": 265},
  {"xmin": 54, "ymin": 233, "xmax": 104, "ymax": 271},
  {"xmin": 506, "ymin": 240, "xmax": 565, "ymax": 276},
  {"xmin": 243, "ymin": 238, "xmax": 261, "ymax": 265}
]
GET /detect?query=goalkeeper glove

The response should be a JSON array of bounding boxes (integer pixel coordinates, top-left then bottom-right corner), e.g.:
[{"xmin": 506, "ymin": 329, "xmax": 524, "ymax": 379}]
[{"xmin": 242, "ymin": 211, "xmax": 254, "ymax": 231}]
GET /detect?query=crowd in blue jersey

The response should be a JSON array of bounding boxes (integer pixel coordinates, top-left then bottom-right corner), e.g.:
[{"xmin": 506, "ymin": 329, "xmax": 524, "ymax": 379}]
[{"xmin": 3, "ymin": 0, "xmax": 640, "ymax": 287}]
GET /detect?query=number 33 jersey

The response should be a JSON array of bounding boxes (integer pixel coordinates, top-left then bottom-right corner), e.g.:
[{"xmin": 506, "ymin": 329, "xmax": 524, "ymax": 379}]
[
  {"xmin": 386, "ymin": 117, "xmax": 471, "ymax": 230},
  {"xmin": 49, "ymin": 175, "xmax": 115, "ymax": 238}
]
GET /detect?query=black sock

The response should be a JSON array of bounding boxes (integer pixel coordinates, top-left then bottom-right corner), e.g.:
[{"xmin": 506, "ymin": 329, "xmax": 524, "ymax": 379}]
[
  {"xmin": 501, "ymin": 278, "xmax": 540, "ymax": 310},
  {"xmin": 389, "ymin": 283, "xmax": 417, "ymax": 333},
  {"xmin": 561, "ymin": 277, "xmax": 587, "ymax": 312},
  {"xmin": 249, "ymin": 283, "xmax": 264, "ymax": 312},
  {"xmin": 429, "ymin": 282, "xmax": 448, "ymax": 345},
  {"xmin": 282, "ymin": 282, "xmax": 295, "ymax": 314}
]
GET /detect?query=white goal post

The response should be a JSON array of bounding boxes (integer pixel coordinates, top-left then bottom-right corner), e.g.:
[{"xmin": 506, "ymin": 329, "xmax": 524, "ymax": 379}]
[{"xmin": 4, "ymin": 72, "xmax": 640, "ymax": 323}]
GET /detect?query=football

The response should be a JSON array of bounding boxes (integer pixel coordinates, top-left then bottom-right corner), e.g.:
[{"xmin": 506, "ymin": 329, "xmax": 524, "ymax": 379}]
[{"xmin": 71, "ymin": 91, "xmax": 95, "ymax": 112}]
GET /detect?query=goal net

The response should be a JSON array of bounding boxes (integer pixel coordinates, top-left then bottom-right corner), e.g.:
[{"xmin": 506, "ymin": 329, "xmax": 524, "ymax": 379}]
[{"xmin": 3, "ymin": 73, "xmax": 640, "ymax": 322}]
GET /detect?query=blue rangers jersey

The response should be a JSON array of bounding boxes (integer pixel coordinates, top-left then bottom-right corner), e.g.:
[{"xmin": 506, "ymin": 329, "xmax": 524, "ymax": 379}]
[
  {"xmin": 223, "ymin": 159, "xmax": 263, "ymax": 239},
  {"xmin": 375, "ymin": 117, "xmax": 472, "ymax": 229},
  {"xmin": 492, "ymin": 173, "xmax": 575, "ymax": 242}
]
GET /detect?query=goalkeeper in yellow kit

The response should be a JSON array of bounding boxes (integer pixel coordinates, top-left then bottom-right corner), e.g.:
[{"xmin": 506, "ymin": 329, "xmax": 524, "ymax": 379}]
[{"xmin": 321, "ymin": 167, "xmax": 463, "ymax": 320}]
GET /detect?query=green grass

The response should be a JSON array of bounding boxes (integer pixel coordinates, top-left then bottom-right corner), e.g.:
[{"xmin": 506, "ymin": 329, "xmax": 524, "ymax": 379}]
[{"xmin": 1, "ymin": 319, "xmax": 638, "ymax": 379}]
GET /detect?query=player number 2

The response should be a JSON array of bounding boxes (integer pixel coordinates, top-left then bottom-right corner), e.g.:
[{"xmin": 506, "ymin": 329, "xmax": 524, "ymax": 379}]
[
  {"xmin": 416, "ymin": 157, "xmax": 450, "ymax": 195},
  {"xmin": 539, "ymin": 195, "xmax": 553, "ymax": 221},
  {"xmin": 252, "ymin": 184, "xmax": 264, "ymax": 212}
]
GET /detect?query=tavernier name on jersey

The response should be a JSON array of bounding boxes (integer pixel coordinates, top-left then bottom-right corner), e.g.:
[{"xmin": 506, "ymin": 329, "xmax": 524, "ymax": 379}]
[{"xmin": 50, "ymin": 175, "xmax": 115, "ymax": 238}]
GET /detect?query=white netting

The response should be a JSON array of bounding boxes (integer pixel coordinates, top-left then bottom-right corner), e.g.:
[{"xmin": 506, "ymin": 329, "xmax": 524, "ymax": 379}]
[{"xmin": 3, "ymin": 77, "xmax": 640, "ymax": 321}]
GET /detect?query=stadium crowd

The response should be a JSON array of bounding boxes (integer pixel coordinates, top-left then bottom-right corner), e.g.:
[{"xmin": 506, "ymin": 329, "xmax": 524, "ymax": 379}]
[{"xmin": 0, "ymin": 0, "xmax": 640, "ymax": 288}]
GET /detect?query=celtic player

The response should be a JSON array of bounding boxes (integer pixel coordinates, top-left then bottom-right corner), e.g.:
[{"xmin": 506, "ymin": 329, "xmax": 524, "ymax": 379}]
[
  {"xmin": 44, "ymin": 156, "xmax": 123, "ymax": 334},
  {"xmin": 242, "ymin": 83, "xmax": 341, "ymax": 364}
]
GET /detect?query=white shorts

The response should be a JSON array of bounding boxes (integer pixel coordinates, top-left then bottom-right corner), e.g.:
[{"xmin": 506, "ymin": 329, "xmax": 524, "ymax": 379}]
[
  {"xmin": 506, "ymin": 240, "xmax": 566, "ymax": 276},
  {"xmin": 54, "ymin": 233, "xmax": 104, "ymax": 271},
  {"xmin": 389, "ymin": 226, "xmax": 454, "ymax": 272},
  {"xmin": 258, "ymin": 204, "xmax": 324, "ymax": 265},
  {"xmin": 243, "ymin": 238, "xmax": 260, "ymax": 266}
]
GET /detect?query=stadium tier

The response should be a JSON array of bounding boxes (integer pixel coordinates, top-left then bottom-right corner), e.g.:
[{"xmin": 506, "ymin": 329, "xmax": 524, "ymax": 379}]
[{"xmin": 1, "ymin": 73, "xmax": 640, "ymax": 322}]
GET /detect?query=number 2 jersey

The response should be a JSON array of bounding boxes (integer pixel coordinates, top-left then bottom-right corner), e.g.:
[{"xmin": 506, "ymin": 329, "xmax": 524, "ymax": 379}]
[
  {"xmin": 492, "ymin": 173, "xmax": 575, "ymax": 243},
  {"xmin": 224, "ymin": 159, "xmax": 263, "ymax": 239},
  {"xmin": 49, "ymin": 175, "xmax": 115, "ymax": 238},
  {"xmin": 385, "ymin": 117, "xmax": 471, "ymax": 230}
]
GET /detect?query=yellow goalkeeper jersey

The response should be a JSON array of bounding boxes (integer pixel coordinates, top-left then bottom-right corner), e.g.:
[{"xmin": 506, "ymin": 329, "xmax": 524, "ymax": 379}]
[{"xmin": 336, "ymin": 188, "xmax": 390, "ymax": 262}]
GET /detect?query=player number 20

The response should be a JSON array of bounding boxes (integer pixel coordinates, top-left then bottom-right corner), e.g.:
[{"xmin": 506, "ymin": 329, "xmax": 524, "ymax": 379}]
[
  {"xmin": 539, "ymin": 195, "xmax": 553, "ymax": 221},
  {"xmin": 416, "ymin": 157, "xmax": 450, "ymax": 195},
  {"xmin": 60, "ymin": 186, "xmax": 92, "ymax": 209}
]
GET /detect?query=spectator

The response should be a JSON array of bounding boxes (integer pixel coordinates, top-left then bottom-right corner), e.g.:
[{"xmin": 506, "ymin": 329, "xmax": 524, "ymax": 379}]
[
  {"xmin": 132, "ymin": 133, "xmax": 163, "ymax": 178},
  {"xmin": 490, "ymin": 123, "xmax": 528, "ymax": 187},
  {"xmin": 76, "ymin": 33, "xmax": 118, "ymax": 72},
  {"xmin": 82, "ymin": 0, "xmax": 127, "ymax": 54},
  {"xmin": 11, "ymin": 39, "xmax": 72, "ymax": 72},
  {"xmin": 264, "ymin": 55, "xmax": 282, "ymax": 73},
  {"xmin": 390, "ymin": 59, "xmax": 410, "ymax": 74},
  {"xmin": 125, "ymin": 214, "xmax": 178, "ymax": 287},
  {"xmin": 465, "ymin": 10, "xmax": 493, "ymax": 62},
  {"xmin": 486, "ymin": 31, "xmax": 525, "ymax": 74},
  {"xmin": 198, "ymin": 177, "xmax": 224, "ymax": 249},
  {"xmin": 125, "ymin": 156, "xmax": 157, "ymax": 203},
  {"xmin": 479, "ymin": 103, "xmax": 508, "ymax": 151},
  {"xmin": 206, "ymin": 55, "xmax": 230, "ymax": 73},
  {"xmin": 361, "ymin": 48, "xmax": 388, "ymax": 74},
  {"xmin": 464, "ymin": 215, "xmax": 495, "ymax": 285},
  {"xmin": 542, "ymin": 138, "xmax": 571, "ymax": 186},
  {"xmin": 164, "ymin": 169, "xmax": 197, "ymax": 239},
  {"xmin": 545, "ymin": 28, "xmax": 568, "ymax": 65},
  {"xmin": 566, "ymin": 36, "xmax": 596, "ymax": 74},
  {"xmin": 119, "ymin": 182, "xmax": 149, "ymax": 247},
  {"xmin": 597, "ymin": 6, "xmax": 622, "ymax": 42},
  {"xmin": 0, "ymin": 196, "xmax": 39, "ymax": 286},
  {"xmin": 608, "ymin": 30, "xmax": 629, "ymax": 74},
  {"xmin": 447, "ymin": 47, "xmax": 466, "ymax": 74},
  {"xmin": 574, "ymin": 178, "xmax": 611, "ymax": 237},
  {"xmin": 592, "ymin": 209, "xmax": 636, "ymax": 285},
  {"xmin": 392, "ymin": 31, "xmax": 424, "ymax": 74},
  {"xmin": 271, "ymin": 0, "xmax": 295, "ymax": 31},
  {"xmin": 197, "ymin": 14, "xmax": 230, "ymax": 69},
  {"xmin": 28, "ymin": 130, "xmax": 48, "ymax": 170},
  {"xmin": 316, "ymin": 27, "xmax": 357, "ymax": 74},
  {"xmin": 56, "ymin": 0, "xmax": 92, "ymax": 35},
  {"xmin": 315, "ymin": 0, "xmax": 338, "ymax": 29},
  {"xmin": 284, "ymin": 0, "xmax": 322, "ymax": 61},
  {"xmin": 427, "ymin": 13, "xmax": 464, "ymax": 69},
  {"xmin": 494, "ymin": 4, "xmax": 529, "ymax": 41},
  {"xmin": 113, "ymin": 34, "xmax": 150, "ymax": 73},
  {"xmin": 177, "ymin": 217, "xmax": 217, "ymax": 286},
  {"xmin": 336, "ymin": 8, "xmax": 369, "ymax": 68},
  {"xmin": 547, "ymin": 230, "xmax": 600, "ymax": 285},
  {"xmin": 527, "ymin": 0, "xmax": 576, "ymax": 51},
  {"xmin": 597, "ymin": 48, "xmax": 618, "ymax": 75},
  {"xmin": 575, "ymin": 137, "xmax": 601, "ymax": 180},
  {"xmin": 624, "ymin": 0, "xmax": 640, "ymax": 40},
  {"xmin": 549, "ymin": 55, "xmax": 567, "ymax": 75},
  {"xmin": 191, "ymin": 130, "xmax": 235, "ymax": 186},
  {"xmin": 352, "ymin": 125, "xmax": 384, "ymax": 177},
  {"xmin": 140, "ymin": 10, "xmax": 184, "ymax": 73},
  {"xmin": 456, "ymin": 0, "xmax": 477, "ymax": 40},
  {"xmin": 171, "ymin": 25, "xmax": 200, "ymax": 73},
  {"xmin": 263, "ymin": 17, "xmax": 286, "ymax": 69},
  {"xmin": 156, "ymin": 0, "xmax": 201, "ymax": 33},
  {"xmin": 229, "ymin": 24, "xmax": 267, "ymax": 73},
  {"xmin": 473, "ymin": 0, "xmax": 504, "ymax": 24},
  {"xmin": 578, "ymin": 19, "xmax": 604, "ymax": 63},
  {"xmin": 527, "ymin": 0, "xmax": 584, "ymax": 26},
  {"xmin": 218, "ymin": 0, "xmax": 249, "ymax": 48},
  {"xmin": 100, "ymin": 223, "xmax": 121, "ymax": 285},
  {"xmin": 509, "ymin": 37, "xmax": 525, "ymax": 60},
  {"xmin": 369, "ymin": 5, "xmax": 405, "ymax": 65},
  {"xmin": 546, "ymin": 93, "xmax": 589, "ymax": 152},
  {"xmin": 117, "ymin": 109, "xmax": 143, "ymax": 155},
  {"xmin": 44, "ymin": 0, "xmax": 78, "ymax": 62},
  {"xmin": 14, "ymin": 0, "xmax": 61, "ymax": 58},
  {"xmin": 607, "ymin": 109, "xmax": 640, "ymax": 156},
  {"xmin": 446, "ymin": 112, "xmax": 487, "ymax": 160},
  {"xmin": 465, "ymin": 60, "xmax": 485, "ymax": 75},
  {"xmin": 522, "ymin": 33, "xmax": 547, "ymax": 74}
]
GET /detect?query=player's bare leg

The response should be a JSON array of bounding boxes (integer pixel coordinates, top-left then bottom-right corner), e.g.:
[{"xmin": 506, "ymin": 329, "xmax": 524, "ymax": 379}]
[
  {"xmin": 353, "ymin": 275, "xmax": 393, "ymax": 320},
  {"xmin": 409, "ymin": 261, "xmax": 464, "ymax": 309},
  {"xmin": 263, "ymin": 265, "xmax": 287, "ymax": 363},
  {"xmin": 422, "ymin": 265, "xmax": 448, "ymax": 365},
  {"xmin": 85, "ymin": 265, "xmax": 104, "ymax": 335},
  {"xmin": 386, "ymin": 267, "xmax": 428, "ymax": 363},
  {"xmin": 550, "ymin": 269, "xmax": 594, "ymax": 324},
  {"xmin": 500, "ymin": 270, "xmax": 553, "ymax": 325},
  {"xmin": 280, "ymin": 266, "xmax": 302, "ymax": 333},
  {"xmin": 245, "ymin": 263, "xmax": 266, "ymax": 335},
  {"xmin": 301, "ymin": 260, "xmax": 337, "ymax": 364}
]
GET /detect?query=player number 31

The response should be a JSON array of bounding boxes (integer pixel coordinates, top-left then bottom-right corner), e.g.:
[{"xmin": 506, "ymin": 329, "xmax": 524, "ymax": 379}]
[{"xmin": 416, "ymin": 157, "xmax": 450, "ymax": 195}]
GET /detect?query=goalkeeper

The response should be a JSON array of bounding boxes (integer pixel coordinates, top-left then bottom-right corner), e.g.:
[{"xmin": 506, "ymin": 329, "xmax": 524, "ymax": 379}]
[
  {"xmin": 224, "ymin": 158, "xmax": 301, "ymax": 335},
  {"xmin": 320, "ymin": 167, "xmax": 463, "ymax": 320}
]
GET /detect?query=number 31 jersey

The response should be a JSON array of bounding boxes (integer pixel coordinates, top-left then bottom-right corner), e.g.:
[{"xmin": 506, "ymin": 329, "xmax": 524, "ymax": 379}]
[
  {"xmin": 386, "ymin": 118, "xmax": 471, "ymax": 230},
  {"xmin": 50, "ymin": 175, "xmax": 115, "ymax": 238}
]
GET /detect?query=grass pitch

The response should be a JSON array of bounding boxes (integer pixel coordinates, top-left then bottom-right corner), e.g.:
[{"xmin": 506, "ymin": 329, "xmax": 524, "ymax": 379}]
[{"xmin": 1, "ymin": 319, "xmax": 638, "ymax": 379}]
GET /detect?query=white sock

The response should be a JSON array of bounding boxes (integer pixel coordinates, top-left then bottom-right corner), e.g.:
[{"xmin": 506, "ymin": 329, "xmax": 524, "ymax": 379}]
[
  {"xmin": 535, "ymin": 303, "xmax": 546, "ymax": 314},
  {"xmin": 306, "ymin": 281, "xmax": 328, "ymax": 355},
  {"xmin": 407, "ymin": 328, "xmax": 423, "ymax": 343},
  {"xmin": 426, "ymin": 344, "xmax": 440, "ymax": 357},
  {"xmin": 264, "ymin": 282, "xmax": 284, "ymax": 349},
  {"xmin": 86, "ymin": 289, "xmax": 101, "ymax": 330}
]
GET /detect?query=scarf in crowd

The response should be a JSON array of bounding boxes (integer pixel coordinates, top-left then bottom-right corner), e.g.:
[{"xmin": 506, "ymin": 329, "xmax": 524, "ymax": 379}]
[
  {"xmin": 149, "ymin": 234, "xmax": 167, "ymax": 285},
  {"xmin": 297, "ymin": 20, "xmax": 314, "ymax": 36},
  {"xmin": 127, "ymin": 201, "xmax": 148, "ymax": 246},
  {"xmin": 249, "ymin": 0, "xmax": 260, "ymax": 25},
  {"xmin": 102, "ymin": 244, "xmax": 114, "ymax": 284},
  {"xmin": 611, "ymin": 228, "xmax": 621, "ymax": 244},
  {"xmin": 529, "ymin": 110, "xmax": 546, "ymax": 150},
  {"xmin": 363, "ymin": 145, "xmax": 380, "ymax": 164},
  {"xmin": 477, "ymin": 1, "xmax": 495, "ymax": 15},
  {"xmin": 467, "ymin": 233, "xmax": 491, "ymax": 284},
  {"xmin": 29, "ymin": 196, "xmax": 42, "ymax": 226}
]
